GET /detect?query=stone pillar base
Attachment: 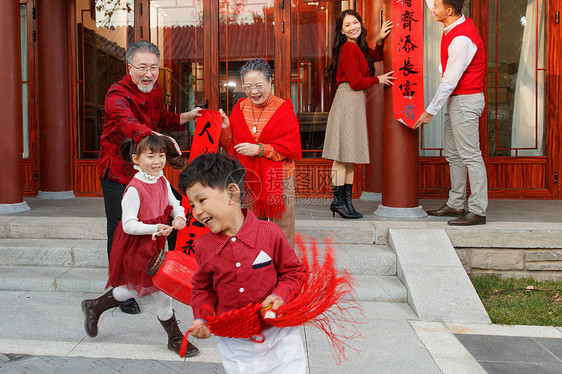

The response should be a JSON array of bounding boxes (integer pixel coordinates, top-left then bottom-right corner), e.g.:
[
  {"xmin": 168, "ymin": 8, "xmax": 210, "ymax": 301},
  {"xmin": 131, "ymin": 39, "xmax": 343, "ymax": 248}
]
[
  {"xmin": 37, "ymin": 191, "xmax": 76, "ymax": 200},
  {"xmin": 374, "ymin": 204, "xmax": 427, "ymax": 219},
  {"xmin": 0, "ymin": 202, "xmax": 31, "ymax": 214}
]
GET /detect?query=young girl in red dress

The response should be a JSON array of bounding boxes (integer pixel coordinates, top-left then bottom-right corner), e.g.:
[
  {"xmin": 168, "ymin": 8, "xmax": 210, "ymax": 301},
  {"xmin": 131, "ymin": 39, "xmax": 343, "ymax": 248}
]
[{"xmin": 81, "ymin": 134, "xmax": 199, "ymax": 357}]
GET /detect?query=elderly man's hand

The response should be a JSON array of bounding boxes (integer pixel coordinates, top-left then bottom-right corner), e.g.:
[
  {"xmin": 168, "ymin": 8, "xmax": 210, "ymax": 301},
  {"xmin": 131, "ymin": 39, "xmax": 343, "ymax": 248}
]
[
  {"xmin": 413, "ymin": 111, "xmax": 434, "ymax": 130},
  {"xmin": 152, "ymin": 131, "xmax": 182, "ymax": 155},
  {"xmin": 180, "ymin": 107, "xmax": 203, "ymax": 124}
]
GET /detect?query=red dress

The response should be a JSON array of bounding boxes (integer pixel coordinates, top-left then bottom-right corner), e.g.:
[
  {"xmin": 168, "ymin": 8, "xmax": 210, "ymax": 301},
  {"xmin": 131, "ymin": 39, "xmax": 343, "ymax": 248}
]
[{"xmin": 106, "ymin": 176, "xmax": 171, "ymax": 296}]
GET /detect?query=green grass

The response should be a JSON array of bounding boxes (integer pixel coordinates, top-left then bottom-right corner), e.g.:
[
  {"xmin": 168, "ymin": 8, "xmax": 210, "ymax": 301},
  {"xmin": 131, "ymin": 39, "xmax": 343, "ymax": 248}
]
[{"xmin": 470, "ymin": 274, "xmax": 562, "ymax": 326}]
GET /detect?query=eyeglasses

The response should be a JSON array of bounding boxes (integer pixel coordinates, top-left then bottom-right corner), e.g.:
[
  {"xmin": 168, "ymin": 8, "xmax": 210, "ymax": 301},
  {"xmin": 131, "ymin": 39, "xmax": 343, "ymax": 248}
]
[
  {"xmin": 129, "ymin": 64, "xmax": 160, "ymax": 73},
  {"xmin": 243, "ymin": 83, "xmax": 268, "ymax": 92}
]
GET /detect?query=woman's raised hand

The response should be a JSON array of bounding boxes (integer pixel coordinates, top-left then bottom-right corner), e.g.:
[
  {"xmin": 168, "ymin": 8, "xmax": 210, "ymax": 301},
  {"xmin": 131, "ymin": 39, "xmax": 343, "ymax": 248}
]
[
  {"xmin": 377, "ymin": 20, "xmax": 393, "ymax": 45},
  {"xmin": 377, "ymin": 71, "xmax": 396, "ymax": 86}
]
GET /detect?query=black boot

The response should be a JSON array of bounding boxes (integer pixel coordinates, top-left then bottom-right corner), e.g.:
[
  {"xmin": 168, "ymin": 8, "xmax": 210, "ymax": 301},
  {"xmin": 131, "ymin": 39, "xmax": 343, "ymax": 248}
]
[
  {"xmin": 81, "ymin": 289, "xmax": 121, "ymax": 338},
  {"xmin": 344, "ymin": 184, "xmax": 363, "ymax": 218},
  {"xmin": 159, "ymin": 312, "xmax": 200, "ymax": 357},
  {"xmin": 119, "ymin": 298, "xmax": 141, "ymax": 314},
  {"xmin": 330, "ymin": 185, "xmax": 361, "ymax": 219}
]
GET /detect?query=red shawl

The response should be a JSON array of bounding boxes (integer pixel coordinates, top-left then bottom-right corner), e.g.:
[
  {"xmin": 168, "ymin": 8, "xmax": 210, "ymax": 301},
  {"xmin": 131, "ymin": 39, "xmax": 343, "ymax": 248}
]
[{"xmin": 228, "ymin": 98, "xmax": 301, "ymax": 219}]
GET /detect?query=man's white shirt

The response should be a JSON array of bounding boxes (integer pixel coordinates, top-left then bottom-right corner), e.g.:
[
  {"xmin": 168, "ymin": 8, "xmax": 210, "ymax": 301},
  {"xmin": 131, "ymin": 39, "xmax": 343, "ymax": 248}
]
[{"xmin": 426, "ymin": 15, "xmax": 479, "ymax": 116}]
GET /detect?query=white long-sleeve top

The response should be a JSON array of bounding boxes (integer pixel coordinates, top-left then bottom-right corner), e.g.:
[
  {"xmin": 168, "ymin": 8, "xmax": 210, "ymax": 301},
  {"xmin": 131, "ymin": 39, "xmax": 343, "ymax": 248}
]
[
  {"xmin": 426, "ymin": 15, "xmax": 478, "ymax": 115},
  {"xmin": 121, "ymin": 169, "xmax": 185, "ymax": 236}
]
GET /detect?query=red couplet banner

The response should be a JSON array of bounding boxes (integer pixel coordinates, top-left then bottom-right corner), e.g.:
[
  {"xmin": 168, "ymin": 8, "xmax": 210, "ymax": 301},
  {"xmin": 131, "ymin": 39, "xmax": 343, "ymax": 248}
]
[
  {"xmin": 391, "ymin": 0, "xmax": 424, "ymax": 129},
  {"xmin": 174, "ymin": 110, "xmax": 223, "ymax": 254}
]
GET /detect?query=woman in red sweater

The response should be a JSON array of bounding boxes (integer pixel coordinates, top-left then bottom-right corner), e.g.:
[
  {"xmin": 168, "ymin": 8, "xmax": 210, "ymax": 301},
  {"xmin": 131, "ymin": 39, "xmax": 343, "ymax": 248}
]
[{"xmin": 323, "ymin": 10, "xmax": 395, "ymax": 219}]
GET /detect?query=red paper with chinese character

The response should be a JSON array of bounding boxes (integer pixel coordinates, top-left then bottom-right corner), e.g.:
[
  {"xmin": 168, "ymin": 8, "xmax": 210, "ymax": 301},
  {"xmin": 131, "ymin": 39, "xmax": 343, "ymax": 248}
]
[
  {"xmin": 392, "ymin": 0, "xmax": 424, "ymax": 128},
  {"xmin": 174, "ymin": 110, "xmax": 222, "ymax": 254}
]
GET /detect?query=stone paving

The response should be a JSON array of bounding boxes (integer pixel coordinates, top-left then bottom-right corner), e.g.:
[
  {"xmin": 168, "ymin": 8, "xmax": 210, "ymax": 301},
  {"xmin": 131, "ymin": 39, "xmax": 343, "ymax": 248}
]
[
  {"xmin": 0, "ymin": 353, "xmax": 226, "ymax": 374},
  {"xmin": 456, "ymin": 334, "xmax": 562, "ymax": 374}
]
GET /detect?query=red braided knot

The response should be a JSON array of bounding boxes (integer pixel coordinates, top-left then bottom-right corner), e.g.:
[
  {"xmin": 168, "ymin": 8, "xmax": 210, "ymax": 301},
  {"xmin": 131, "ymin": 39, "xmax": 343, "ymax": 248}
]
[
  {"xmin": 179, "ymin": 303, "xmax": 264, "ymax": 357},
  {"xmin": 206, "ymin": 303, "xmax": 263, "ymax": 339}
]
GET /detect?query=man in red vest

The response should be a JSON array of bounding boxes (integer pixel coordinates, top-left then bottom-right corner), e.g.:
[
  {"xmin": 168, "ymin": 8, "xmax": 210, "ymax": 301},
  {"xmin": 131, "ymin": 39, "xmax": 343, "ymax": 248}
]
[
  {"xmin": 98, "ymin": 40, "xmax": 201, "ymax": 316},
  {"xmin": 413, "ymin": 0, "xmax": 487, "ymax": 226}
]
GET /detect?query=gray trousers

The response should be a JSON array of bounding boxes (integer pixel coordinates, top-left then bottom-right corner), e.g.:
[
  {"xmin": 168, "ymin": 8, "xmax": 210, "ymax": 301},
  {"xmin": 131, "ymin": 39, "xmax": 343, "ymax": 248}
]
[{"xmin": 443, "ymin": 93, "xmax": 488, "ymax": 216}]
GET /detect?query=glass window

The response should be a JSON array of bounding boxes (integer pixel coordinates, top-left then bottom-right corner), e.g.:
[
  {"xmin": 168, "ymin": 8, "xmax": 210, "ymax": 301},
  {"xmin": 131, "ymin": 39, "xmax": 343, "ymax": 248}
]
[
  {"xmin": 218, "ymin": 0, "xmax": 275, "ymax": 116},
  {"xmin": 291, "ymin": 1, "xmax": 353, "ymax": 159},
  {"xmin": 21, "ymin": 4, "xmax": 29, "ymax": 159},
  {"xmin": 487, "ymin": 0, "xmax": 546, "ymax": 157},
  {"xmin": 75, "ymin": 0, "xmax": 134, "ymax": 160},
  {"xmin": 150, "ymin": 0, "xmax": 205, "ymax": 151}
]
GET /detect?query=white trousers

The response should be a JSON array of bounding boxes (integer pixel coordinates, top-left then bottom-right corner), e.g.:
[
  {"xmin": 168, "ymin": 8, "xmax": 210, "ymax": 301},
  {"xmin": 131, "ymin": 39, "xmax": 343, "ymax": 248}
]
[
  {"xmin": 444, "ymin": 93, "xmax": 488, "ymax": 216},
  {"xmin": 112, "ymin": 286, "xmax": 173, "ymax": 321},
  {"xmin": 218, "ymin": 326, "xmax": 306, "ymax": 374}
]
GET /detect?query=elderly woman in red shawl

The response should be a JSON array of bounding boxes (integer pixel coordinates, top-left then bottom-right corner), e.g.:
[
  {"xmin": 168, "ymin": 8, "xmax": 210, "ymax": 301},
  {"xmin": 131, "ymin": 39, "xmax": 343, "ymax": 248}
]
[{"xmin": 219, "ymin": 59, "xmax": 301, "ymax": 247}]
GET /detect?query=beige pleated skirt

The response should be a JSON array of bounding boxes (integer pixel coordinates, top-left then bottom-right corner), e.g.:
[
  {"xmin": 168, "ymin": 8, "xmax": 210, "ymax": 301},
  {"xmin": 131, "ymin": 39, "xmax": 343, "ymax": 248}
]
[{"xmin": 322, "ymin": 83, "xmax": 370, "ymax": 164}]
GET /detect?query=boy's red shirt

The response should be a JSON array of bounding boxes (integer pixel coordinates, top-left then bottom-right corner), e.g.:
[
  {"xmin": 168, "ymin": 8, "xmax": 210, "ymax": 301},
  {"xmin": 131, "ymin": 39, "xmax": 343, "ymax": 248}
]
[
  {"xmin": 190, "ymin": 209, "xmax": 304, "ymax": 321},
  {"xmin": 98, "ymin": 75, "xmax": 184, "ymax": 185}
]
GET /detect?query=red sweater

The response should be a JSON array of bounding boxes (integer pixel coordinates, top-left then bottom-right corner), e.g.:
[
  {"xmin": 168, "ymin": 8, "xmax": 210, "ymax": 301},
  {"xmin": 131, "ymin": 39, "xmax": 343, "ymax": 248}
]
[
  {"xmin": 336, "ymin": 41, "xmax": 384, "ymax": 90},
  {"xmin": 98, "ymin": 75, "xmax": 183, "ymax": 185},
  {"xmin": 441, "ymin": 17, "xmax": 485, "ymax": 96}
]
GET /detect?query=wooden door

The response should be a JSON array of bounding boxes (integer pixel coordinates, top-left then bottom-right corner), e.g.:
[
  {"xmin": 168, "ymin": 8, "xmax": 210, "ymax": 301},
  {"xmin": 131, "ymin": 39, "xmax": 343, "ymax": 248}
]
[{"xmin": 549, "ymin": 0, "xmax": 562, "ymax": 198}]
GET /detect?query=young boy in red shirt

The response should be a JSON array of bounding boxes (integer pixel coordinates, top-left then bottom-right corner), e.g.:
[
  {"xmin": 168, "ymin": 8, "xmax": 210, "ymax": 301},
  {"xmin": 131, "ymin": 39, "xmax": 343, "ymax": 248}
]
[{"xmin": 178, "ymin": 152, "xmax": 306, "ymax": 374}]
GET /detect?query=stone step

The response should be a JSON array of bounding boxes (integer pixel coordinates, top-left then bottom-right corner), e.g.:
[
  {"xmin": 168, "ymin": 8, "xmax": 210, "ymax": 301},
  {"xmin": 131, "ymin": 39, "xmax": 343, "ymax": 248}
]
[
  {"xmin": 349, "ymin": 274, "xmax": 407, "ymax": 302},
  {"xmin": 0, "ymin": 266, "xmax": 107, "ymax": 294},
  {"xmin": 0, "ymin": 217, "xmax": 379, "ymax": 244},
  {"xmin": 311, "ymin": 243, "xmax": 396, "ymax": 276},
  {"xmin": 0, "ymin": 217, "xmax": 106, "ymax": 240},
  {"xmin": 0, "ymin": 266, "xmax": 406, "ymax": 302},
  {"xmin": 0, "ymin": 238, "xmax": 108, "ymax": 268},
  {"xmin": 296, "ymin": 220, "xmax": 376, "ymax": 244},
  {"xmin": 0, "ymin": 239, "xmax": 396, "ymax": 276},
  {"xmin": 373, "ymin": 221, "xmax": 562, "ymax": 248},
  {"xmin": 5, "ymin": 216, "xmax": 562, "ymax": 248}
]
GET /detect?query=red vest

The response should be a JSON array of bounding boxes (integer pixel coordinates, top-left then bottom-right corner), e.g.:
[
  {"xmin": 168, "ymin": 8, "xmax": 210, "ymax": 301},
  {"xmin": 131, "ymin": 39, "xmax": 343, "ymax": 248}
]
[{"xmin": 441, "ymin": 17, "xmax": 485, "ymax": 96}]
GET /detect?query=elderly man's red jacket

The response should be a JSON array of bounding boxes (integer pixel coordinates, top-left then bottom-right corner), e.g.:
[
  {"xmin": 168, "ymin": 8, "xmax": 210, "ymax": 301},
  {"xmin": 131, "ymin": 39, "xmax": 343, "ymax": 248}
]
[{"xmin": 97, "ymin": 74, "xmax": 183, "ymax": 185}]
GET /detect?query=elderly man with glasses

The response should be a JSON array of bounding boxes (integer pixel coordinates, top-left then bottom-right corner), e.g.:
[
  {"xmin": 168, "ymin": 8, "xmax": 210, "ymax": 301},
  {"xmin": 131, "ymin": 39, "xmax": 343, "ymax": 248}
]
[{"xmin": 97, "ymin": 40, "xmax": 201, "ymax": 335}]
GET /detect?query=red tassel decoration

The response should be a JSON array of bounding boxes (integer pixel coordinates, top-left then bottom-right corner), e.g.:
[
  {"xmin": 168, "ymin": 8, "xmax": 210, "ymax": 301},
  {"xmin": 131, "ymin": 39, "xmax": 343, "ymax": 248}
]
[
  {"xmin": 179, "ymin": 331, "xmax": 189, "ymax": 358},
  {"xmin": 266, "ymin": 236, "xmax": 364, "ymax": 362}
]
